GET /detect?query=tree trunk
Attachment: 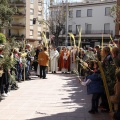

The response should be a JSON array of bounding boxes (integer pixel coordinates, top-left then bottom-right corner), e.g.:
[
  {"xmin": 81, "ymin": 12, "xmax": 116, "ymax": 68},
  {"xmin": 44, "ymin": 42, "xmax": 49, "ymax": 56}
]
[{"xmin": 55, "ymin": 35, "xmax": 59, "ymax": 47}]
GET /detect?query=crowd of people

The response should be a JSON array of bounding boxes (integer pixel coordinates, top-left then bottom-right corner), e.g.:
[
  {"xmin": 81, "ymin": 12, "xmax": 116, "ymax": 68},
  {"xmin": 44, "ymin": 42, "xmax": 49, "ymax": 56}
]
[
  {"xmin": 37, "ymin": 44, "xmax": 120, "ymax": 120},
  {"xmin": 0, "ymin": 42, "xmax": 120, "ymax": 120},
  {"xmin": 0, "ymin": 44, "xmax": 33, "ymax": 100}
]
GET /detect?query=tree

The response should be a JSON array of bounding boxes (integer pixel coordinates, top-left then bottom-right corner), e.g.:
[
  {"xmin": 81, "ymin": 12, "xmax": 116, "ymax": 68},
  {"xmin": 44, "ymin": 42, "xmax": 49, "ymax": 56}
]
[
  {"xmin": 111, "ymin": 5, "xmax": 120, "ymax": 23},
  {"xmin": 38, "ymin": 0, "xmax": 66, "ymax": 47},
  {"xmin": 0, "ymin": 0, "xmax": 17, "ymax": 31},
  {"xmin": 110, "ymin": 5, "xmax": 120, "ymax": 39}
]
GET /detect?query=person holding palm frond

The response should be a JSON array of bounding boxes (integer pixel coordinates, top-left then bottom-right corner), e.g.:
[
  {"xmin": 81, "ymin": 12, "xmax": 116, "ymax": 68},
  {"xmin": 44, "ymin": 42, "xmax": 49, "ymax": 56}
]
[
  {"xmin": 70, "ymin": 46, "xmax": 77, "ymax": 73},
  {"xmin": 80, "ymin": 49, "xmax": 89, "ymax": 77},
  {"xmin": 81, "ymin": 61, "xmax": 104, "ymax": 114},
  {"xmin": 111, "ymin": 47, "xmax": 120, "ymax": 68},
  {"xmin": 100, "ymin": 46, "xmax": 116, "ymax": 112},
  {"xmin": 95, "ymin": 45, "xmax": 101, "ymax": 61}
]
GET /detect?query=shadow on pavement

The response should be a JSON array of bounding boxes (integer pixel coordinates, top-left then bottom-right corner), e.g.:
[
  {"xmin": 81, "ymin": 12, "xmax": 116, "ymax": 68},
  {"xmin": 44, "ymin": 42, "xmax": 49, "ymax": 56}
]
[{"xmin": 29, "ymin": 72, "xmax": 110, "ymax": 120}]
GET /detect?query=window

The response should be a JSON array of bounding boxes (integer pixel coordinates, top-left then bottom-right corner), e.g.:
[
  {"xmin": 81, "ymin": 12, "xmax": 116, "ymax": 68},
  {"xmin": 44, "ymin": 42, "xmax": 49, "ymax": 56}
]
[
  {"xmin": 38, "ymin": 0, "xmax": 42, "ymax": 6},
  {"xmin": 69, "ymin": 10, "xmax": 73, "ymax": 18},
  {"xmin": 76, "ymin": 25, "xmax": 81, "ymax": 34},
  {"xmin": 30, "ymin": 19, "xmax": 33, "ymax": 25},
  {"xmin": 30, "ymin": 9, "xmax": 34, "ymax": 15},
  {"xmin": 68, "ymin": 25, "xmax": 72, "ymax": 32},
  {"xmin": 30, "ymin": 0, "xmax": 34, "ymax": 3},
  {"xmin": 76, "ymin": 10, "xmax": 81, "ymax": 17},
  {"xmin": 38, "ymin": 11, "xmax": 42, "ymax": 16},
  {"xmin": 104, "ymin": 23, "xmax": 110, "ymax": 33},
  {"xmin": 87, "ymin": 9, "xmax": 92, "ymax": 17},
  {"xmin": 30, "ymin": 30, "xmax": 33, "ymax": 36},
  {"xmin": 85, "ymin": 24, "xmax": 92, "ymax": 33},
  {"xmin": 105, "ymin": 7, "xmax": 110, "ymax": 16},
  {"xmin": 38, "ymin": 31, "xmax": 41, "ymax": 36}
]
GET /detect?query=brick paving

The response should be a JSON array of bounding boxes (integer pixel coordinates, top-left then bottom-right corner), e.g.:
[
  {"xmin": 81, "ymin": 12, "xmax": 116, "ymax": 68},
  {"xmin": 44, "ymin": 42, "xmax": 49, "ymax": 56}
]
[{"xmin": 0, "ymin": 72, "xmax": 111, "ymax": 120}]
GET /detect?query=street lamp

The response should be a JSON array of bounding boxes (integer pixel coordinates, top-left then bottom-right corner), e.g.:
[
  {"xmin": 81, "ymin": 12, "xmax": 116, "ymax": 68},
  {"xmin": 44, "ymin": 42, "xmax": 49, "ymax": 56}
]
[{"xmin": 65, "ymin": 0, "xmax": 68, "ymax": 47}]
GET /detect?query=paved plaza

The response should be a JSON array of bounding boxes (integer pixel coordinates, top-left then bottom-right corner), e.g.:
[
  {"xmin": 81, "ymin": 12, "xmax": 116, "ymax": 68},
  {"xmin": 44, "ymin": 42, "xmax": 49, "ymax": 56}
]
[{"xmin": 0, "ymin": 72, "xmax": 111, "ymax": 120}]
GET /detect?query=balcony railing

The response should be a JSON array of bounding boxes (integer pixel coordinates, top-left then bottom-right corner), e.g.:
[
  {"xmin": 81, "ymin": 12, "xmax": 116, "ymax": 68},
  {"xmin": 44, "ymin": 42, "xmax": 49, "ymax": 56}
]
[
  {"xmin": 83, "ymin": 30, "xmax": 113, "ymax": 35},
  {"xmin": 11, "ymin": 23, "xmax": 26, "ymax": 28},
  {"xmin": 10, "ymin": 0, "xmax": 26, "ymax": 7},
  {"xmin": 13, "ymin": 12, "xmax": 26, "ymax": 17},
  {"xmin": 10, "ymin": 34, "xmax": 25, "ymax": 39},
  {"xmin": 60, "ymin": 30, "xmax": 113, "ymax": 35}
]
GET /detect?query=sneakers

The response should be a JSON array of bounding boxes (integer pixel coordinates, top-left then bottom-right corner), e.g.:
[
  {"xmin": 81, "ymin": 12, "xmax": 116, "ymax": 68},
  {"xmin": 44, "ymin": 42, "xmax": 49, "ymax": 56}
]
[
  {"xmin": 6, "ymin": 92, "xmax": 10, "ymax": 96},
  {"xmin": 1, "ymin": 93, "xmax": 8, "ymax": 97}
]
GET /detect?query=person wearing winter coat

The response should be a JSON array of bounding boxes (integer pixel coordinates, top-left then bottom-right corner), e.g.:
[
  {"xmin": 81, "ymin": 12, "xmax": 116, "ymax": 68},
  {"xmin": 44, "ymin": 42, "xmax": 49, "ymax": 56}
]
[{"xmin": 81, "ymin": 61, "xmax": 104, "ymax": 114}]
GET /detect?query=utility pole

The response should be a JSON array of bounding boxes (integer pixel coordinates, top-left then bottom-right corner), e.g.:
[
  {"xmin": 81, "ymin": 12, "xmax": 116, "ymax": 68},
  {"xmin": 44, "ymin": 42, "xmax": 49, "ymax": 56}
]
[{"xmin": 65, "ymin": 0, "xmax": 68, "ymax": 46}]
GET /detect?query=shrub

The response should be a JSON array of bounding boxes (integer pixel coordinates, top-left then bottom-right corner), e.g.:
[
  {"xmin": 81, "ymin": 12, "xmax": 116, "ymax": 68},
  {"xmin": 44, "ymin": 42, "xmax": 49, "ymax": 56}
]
[{"xmin": 0, "ymin": 33, "xmax": 6, "ymax": 44}]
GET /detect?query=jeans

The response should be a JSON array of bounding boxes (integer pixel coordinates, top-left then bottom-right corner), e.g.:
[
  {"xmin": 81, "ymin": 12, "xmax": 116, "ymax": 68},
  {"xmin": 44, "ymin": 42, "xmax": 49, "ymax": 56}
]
[
  {"xmin": 18, "ymin": 68, "xmax": 23, "ymax": 81},
  {"xmin": 25, "ymin": 61, "xmax": 30, "ymax": 79},
  {"xmin": 40, "ymin": 65, "xmax": 47, "ymax": 78}
]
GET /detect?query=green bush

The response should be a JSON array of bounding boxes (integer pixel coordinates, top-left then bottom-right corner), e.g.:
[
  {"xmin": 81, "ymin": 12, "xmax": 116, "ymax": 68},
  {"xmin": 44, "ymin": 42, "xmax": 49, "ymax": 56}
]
[{"xmin": 0, "ymin": 33, "xmax": 6, "ymax": 44}]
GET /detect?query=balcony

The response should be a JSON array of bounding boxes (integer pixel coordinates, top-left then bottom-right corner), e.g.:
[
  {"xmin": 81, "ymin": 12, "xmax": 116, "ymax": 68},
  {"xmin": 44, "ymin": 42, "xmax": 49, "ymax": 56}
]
[
  {"xmin": 59, "ymin": 30, "xmax": 113, "ymax": 38},
  {"xmin": 9, "ymin": 34, "xmax": 25, "ymax": 40},
  {"xmin": 13, "ymin": 12, "xmax": 26, "ymax": 17},
  {"xmin": 10, "ymin": 0, "xmax": 26, "ymax": 7},
  {"xmin": 11, "ymin": 23, "xmax": 26, "ymax": 29},
  {"xmin": 83, "ymin": 30, "xmax": 113, "ymax": 35}
]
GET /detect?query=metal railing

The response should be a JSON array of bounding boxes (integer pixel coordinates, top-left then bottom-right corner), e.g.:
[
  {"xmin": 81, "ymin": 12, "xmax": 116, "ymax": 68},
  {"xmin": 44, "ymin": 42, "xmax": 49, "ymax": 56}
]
[
  {"xmin": 12, "ymin": 23, "xmax": 26, "ymax": 27},
  {"xmin": 13, "ymin": 12, "xmax": 26, "ymax": 16},
  {"xmin": 10, "ymin": 0, "xmax": 26, "ymax": 7},
  {"xmin": 60, "ymin": 30, "xmax": 113, "ymax": 35},
  {"xmin": 10, "ymin": 0, "xmax": 25, "ymax": 4},
  {"xmin": 10, "ymin": 34, "xmax": 25, "ymax": 38}
]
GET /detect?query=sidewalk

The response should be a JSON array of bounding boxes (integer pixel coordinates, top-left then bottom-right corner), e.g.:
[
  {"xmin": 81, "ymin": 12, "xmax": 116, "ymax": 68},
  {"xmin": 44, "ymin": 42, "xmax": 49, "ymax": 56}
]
[{"xmin": 0, "ymin": 72, "xmax": 111, "ymax": 120}]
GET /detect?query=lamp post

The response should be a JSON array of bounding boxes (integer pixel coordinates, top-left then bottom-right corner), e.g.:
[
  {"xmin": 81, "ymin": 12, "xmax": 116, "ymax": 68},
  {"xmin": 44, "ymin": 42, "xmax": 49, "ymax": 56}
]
[{"xmin": 65, "ymin": 0, "xmax": 68, "ymax": 47}]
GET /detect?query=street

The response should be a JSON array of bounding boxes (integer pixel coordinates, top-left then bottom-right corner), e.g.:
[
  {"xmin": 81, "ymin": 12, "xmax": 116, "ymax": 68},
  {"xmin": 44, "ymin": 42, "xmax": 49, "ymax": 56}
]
[{"xmin": 0, "ymin": 72, "xmax": 110, "ymax": 120}]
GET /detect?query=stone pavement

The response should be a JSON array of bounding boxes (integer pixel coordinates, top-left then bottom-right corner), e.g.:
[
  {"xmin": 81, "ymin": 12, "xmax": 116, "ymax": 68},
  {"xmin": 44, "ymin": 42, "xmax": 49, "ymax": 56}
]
[{"xmin": 0, "ymin": 72, "xmax": 111, "ymax": 120}]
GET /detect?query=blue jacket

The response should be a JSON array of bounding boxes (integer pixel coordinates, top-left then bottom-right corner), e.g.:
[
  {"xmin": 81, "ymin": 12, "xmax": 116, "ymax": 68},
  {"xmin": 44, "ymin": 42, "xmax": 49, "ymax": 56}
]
[{"xmin": 86, "ymin": 72, "xmax": 104, "ymax": 94}]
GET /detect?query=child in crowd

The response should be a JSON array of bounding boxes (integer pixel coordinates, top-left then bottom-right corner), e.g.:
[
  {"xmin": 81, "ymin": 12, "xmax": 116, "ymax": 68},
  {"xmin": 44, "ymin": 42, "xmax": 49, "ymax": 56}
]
[
  {"xmin": 110, "ymin": 70, "xmax": 120, "ymax": 120},
  {"xmin": 81, "ymin": 61, "xmax": 104, "ymax": 114},
  {"xmin": 85, "ymin": 60, "xmax": 95, "ymax": 76}
]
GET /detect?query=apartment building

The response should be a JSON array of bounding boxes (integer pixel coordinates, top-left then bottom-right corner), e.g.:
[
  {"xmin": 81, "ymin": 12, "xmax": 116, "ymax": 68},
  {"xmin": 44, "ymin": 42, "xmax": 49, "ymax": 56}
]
[
  {"xmin": 7, "ymin": 0, "xmax": 44, "ymax": 47},
  {"xmin": 50, "ymin": 0, "xmax": 117, "ymax": 47}
]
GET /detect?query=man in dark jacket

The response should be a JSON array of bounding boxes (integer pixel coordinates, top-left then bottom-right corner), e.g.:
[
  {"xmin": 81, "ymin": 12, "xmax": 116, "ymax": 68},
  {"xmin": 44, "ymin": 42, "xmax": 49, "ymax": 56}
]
[{"xmin": 34, "ymin": 45, "xmax": 42, "ymax": 72}]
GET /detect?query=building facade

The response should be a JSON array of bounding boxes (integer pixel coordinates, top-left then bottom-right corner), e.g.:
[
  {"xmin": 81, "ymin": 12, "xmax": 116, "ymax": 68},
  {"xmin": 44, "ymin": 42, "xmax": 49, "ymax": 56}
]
[
  {"xmin": 50, "ymin": 0, "xmax": 117, "ymax": 48},
  {"xmin": 7, "ymin": 0, "xmax": 44, "ymax": 47}
]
